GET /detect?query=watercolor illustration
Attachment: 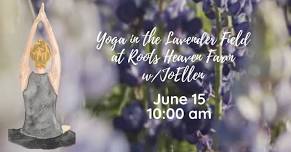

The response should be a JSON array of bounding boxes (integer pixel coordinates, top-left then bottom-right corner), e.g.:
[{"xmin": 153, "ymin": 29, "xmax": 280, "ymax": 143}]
[{"xmin": 8, "ymin": 3, "xmax": 75, "ymax": 149}]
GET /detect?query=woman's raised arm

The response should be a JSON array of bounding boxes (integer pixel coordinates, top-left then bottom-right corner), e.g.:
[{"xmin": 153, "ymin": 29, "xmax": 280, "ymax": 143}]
[
  {"xmin": 20, "ymin": 12, "xmax": 41, "ymax": 92},
  {"xmin": 39, "ymin": 3, "xmax": 61, "ymax": 95}
]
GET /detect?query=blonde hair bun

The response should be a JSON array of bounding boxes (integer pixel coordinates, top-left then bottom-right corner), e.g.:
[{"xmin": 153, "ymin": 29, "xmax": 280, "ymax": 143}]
[{"xmin": 30, "ymin": 39, "xmax": 51, "ymax": 68}]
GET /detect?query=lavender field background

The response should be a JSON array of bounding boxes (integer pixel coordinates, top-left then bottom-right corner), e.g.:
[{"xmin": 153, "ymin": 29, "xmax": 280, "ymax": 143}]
[{"xmin": 1, "ymin": 0, "xmax": 291, "ymax": 152}]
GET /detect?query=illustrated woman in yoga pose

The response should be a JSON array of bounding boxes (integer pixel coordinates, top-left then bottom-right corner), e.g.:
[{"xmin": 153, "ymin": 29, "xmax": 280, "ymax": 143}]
[
  {"xmin": 20, "ymin": 3, "xmax": 63, "ymax": 139},
  {"xmin": 9, "ymin": 3, "xmax": 75, "ymax": 149}
]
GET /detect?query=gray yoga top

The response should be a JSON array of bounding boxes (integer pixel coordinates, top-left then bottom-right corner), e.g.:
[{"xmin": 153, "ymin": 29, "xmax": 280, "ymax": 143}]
[{"xmin": 21, "ymin": 72, "xmax": 62, "ymax": 139}]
